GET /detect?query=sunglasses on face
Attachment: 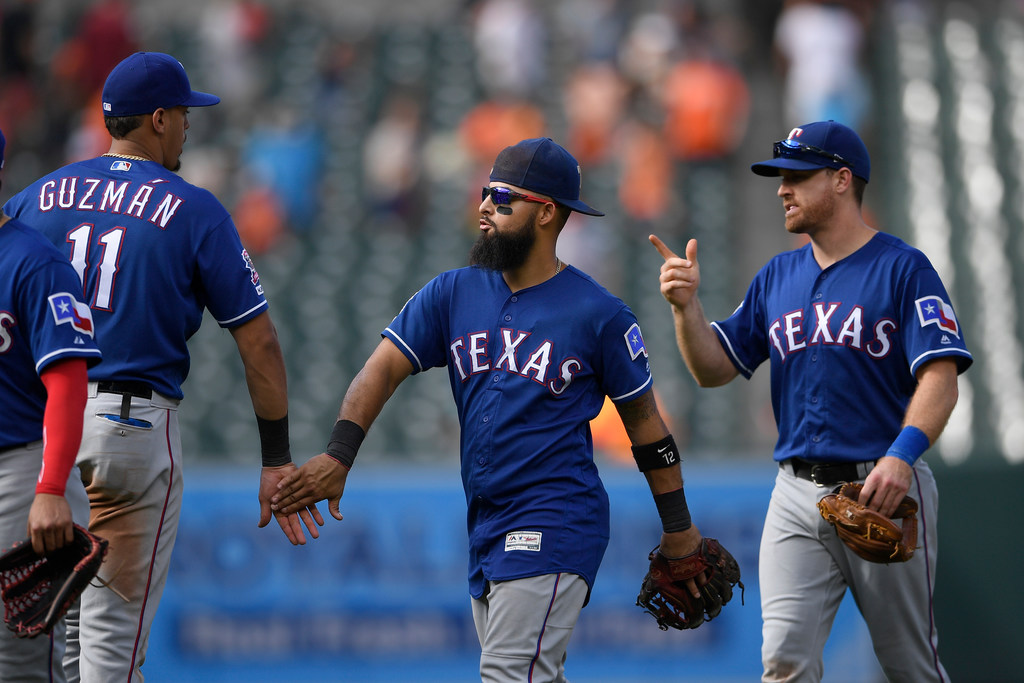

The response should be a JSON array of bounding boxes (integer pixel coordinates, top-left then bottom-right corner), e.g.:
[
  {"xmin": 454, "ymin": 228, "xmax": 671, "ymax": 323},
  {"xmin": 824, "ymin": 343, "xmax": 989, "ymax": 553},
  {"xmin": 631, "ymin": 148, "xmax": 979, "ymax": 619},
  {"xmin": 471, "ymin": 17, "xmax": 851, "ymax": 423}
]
[
  {"xmin": 481, "ymin": 186, "xmax": 552, "ymax": 206},
  {"xmin": 773, "ymin": 139, "xmax": 851, "ymax": 168}
]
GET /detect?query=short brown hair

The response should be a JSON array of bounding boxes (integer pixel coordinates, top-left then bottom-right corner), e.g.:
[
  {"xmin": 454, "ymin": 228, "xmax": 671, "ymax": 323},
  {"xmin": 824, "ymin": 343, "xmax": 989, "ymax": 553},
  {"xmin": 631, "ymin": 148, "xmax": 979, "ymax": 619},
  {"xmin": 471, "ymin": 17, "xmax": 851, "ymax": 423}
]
[{"xmin": 104, "ymin": 115, "xmax": 144, "ymax": 140}]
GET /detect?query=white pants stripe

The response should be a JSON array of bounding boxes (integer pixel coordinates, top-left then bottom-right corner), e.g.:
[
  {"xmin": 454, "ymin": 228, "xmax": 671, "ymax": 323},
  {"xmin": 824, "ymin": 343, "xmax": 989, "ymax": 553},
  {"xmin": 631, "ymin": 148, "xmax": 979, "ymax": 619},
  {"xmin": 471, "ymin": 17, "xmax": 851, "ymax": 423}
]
[{"xmin": 472, "ymin": 573, "xmax": 588, "ymax": 683}]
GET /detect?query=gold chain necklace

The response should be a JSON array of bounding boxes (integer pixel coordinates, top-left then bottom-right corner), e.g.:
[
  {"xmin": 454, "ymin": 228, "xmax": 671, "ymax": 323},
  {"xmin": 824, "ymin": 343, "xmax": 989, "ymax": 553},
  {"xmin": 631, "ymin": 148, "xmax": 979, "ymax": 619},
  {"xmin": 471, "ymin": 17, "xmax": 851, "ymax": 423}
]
[
  {"xmin": 101, "ymin": 152, "xmax": 150, "ymax": 162},
  {"xmin": 555, "ymin": 258, "xmax": 562, "ymax": 275}
]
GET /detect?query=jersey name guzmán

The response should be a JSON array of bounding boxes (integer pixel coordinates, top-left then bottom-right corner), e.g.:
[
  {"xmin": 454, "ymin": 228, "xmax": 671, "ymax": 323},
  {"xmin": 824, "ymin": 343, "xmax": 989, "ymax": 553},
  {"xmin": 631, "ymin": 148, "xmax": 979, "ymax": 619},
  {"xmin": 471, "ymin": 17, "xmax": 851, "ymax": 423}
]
[
  {"xmin": 712, "ymin": 232, "xmax": 972, "ymax": 463},
  {"xmin": 384, "ymin": 265, "xmax": 652, "ymax": 599},
  {"xmin": 3, "ymin": 157, "xmax": 268, "ymax": 399}
]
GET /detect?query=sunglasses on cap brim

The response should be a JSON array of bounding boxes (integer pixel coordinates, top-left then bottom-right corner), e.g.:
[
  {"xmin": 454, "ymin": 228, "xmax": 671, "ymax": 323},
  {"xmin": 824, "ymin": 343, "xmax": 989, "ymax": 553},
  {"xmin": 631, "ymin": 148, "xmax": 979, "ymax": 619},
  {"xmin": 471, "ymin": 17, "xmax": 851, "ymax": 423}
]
[{"xmin": 773, "ymin": 140, "xmax": 851, "ymax": 168}]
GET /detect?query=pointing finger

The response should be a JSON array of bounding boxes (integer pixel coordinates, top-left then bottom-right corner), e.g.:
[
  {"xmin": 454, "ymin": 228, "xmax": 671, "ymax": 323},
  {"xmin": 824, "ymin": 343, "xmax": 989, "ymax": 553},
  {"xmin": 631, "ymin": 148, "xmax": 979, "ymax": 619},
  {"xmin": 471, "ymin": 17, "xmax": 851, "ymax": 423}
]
[{"xmin": 649, "ymin": 234, "xmax": 679, "ymax": 261}]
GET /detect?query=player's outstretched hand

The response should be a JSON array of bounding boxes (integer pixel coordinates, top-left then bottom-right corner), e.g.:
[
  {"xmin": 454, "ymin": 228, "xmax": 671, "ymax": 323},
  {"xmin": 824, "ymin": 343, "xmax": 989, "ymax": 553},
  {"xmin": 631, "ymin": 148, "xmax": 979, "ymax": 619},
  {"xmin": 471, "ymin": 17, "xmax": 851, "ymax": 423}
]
[
  {"xmin": 272, "ymin": 453, "xmax": 347, "ymax": 522},
  {"xmin": 27, "ymin": 493, "xmax": 75, "ymax": 555},
  {"xmin": 259, "ymin": 464, "xmax": 325, "ymax": 545},
  {"xmin": 649, "ymin": 235, "xmax": 701, "ymax": 310}
]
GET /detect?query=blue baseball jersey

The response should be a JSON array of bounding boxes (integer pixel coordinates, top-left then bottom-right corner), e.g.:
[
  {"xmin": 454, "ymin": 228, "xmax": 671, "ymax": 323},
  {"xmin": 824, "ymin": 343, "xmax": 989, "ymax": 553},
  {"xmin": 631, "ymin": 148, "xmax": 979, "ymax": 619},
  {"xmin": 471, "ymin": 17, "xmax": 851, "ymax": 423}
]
[
  {"xmin": 3, "ymin": 157, "xmax": 268, "ymax": 399},
  {"xmin": 384, "ymin": 264, "xmax": 653, "ymax": 599},
  {"xmin": 712, "ymin": 232, "xmax": 972, "ymax": 463},
  {"xmin": 0, "ymin": 218, "xmax": 102, "ymax": 448}
]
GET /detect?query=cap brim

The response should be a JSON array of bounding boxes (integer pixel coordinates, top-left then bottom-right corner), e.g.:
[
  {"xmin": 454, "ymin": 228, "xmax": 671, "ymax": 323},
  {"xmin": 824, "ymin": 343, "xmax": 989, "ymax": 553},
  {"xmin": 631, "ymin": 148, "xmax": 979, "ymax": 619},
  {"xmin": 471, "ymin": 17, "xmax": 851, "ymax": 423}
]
[
  {"xmin": 183, "ymin": 91, "xmax": 220, "ymax": 108},
  {"xmin": 750, "ymin": 157, "xmax": 828, "ymax": 177},
  {"xmin": 556, "ymin": 198, "xmax": 604, "ymax": 216}
]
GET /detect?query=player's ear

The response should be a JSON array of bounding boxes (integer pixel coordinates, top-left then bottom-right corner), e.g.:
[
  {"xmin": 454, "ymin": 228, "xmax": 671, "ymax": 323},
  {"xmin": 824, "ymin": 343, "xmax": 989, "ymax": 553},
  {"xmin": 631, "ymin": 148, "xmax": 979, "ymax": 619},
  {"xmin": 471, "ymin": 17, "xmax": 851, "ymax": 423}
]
[
  {"xmin": 150, "ymin": 108, "xmax": 167, "ymax": 134},
  {"xmin": 540, "ymin": 202, "xmax": 568, "ymax": 228},
  {"xmin": 833, "ymin": 167, "xmax": 854, "ymax": 194}
]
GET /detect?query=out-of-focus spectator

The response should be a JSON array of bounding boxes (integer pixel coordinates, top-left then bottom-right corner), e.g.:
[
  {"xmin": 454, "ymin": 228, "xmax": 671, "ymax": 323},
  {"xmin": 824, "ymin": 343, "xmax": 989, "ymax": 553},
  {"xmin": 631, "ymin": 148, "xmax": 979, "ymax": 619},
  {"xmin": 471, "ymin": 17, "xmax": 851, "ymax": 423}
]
[
  {"xmin": 459, "ymin": 100, "xmax": 546, "ymax": 167},
  {"xmin": 49, "ymin": 0, "xmax": 138, "ymax": 111},
  {"xmin": 554, "ymin": 0, "xmax": 629, "ymax": 63},
  {"xmin": 563, "ymin": 62, "xmax": 630, "ymax": 165},
  {"xmin": 618, "ymin": 117, "xmax": 674, "ymax": 222},
  {"xmin": 362, "ymin": 91, "xmax": 424, "ymax": 224},
  {"xmin": 315, "ymin": 36, "xmax": 359, "ymax": 121},
  {"xmin": 234, "ymin": 184, "xmax": 287, "ymax": 254},
  {"xmin": 471, "ymin": 0, "xmax": 546, "ymax": 98},
  {"xmin": 63, "ymin": 89, "xmax": 109, "ymax": 162},
  {"xmin": 773, "ymin": 0, "xmax": 874, "ymax": 128},
  {"xmin": 241, "ymin": 107, "xmax": 325, "ymax": 232},
  {"xmin": 661, "ymin": 54, "xmax": 750, "ymax": 160},
  {"xmin": 197, "ymin": 0, "xmax": 271, "ymax": 109},
  {"xmin": 617, "ymin": 10, "xmax": 679, "ymax": 100},
  {"xmin": 0, "ymin": 0, "xmax": 38, "ymax": 141}
]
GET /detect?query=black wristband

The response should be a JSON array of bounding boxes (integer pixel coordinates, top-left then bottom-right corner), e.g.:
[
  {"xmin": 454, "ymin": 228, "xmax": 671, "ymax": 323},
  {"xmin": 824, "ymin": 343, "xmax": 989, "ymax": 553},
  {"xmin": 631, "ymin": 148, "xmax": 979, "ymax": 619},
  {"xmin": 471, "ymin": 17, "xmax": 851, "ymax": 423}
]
[
  {"xmin": 325, "ymin": 419, "xmax": 366, "ymax": 469},
  {"xmin": 654, "ymin": 488, "xmax": 692, "ymax": 533},
  {"xmin": 256, "ymin": 414, "xmax": 291, "ymax": 467},
  {"xmin": 632, "ymin": 435, "xmax": 680, "ymax": 472}
]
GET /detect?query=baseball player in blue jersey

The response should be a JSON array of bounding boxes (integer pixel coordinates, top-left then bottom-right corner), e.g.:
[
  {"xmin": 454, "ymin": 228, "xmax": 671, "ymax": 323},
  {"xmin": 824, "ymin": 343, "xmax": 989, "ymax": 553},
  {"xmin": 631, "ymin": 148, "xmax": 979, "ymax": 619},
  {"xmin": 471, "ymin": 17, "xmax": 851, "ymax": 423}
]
[
  {"xmin": 273, "ymin": 138, "xmax": 716, "ymax": 682},
  {"xmin": 3, "ymin": 52, "xmax": 322, "ymax": 682},
  {"xmin": 651, "ymin": 120, "xmax": 972, "ymax": 682},
  {"xmin": 0, "ymin": 127, "xmax": 103, "ymax": 681}
]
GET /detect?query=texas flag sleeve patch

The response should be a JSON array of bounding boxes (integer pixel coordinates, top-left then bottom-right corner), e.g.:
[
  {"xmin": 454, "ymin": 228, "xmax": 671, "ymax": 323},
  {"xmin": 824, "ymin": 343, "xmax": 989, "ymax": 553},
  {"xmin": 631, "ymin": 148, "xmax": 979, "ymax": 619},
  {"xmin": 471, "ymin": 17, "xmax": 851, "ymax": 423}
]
[{"xmin": 915, "ymin": 295, "xmax": 959, "ymax": 337}]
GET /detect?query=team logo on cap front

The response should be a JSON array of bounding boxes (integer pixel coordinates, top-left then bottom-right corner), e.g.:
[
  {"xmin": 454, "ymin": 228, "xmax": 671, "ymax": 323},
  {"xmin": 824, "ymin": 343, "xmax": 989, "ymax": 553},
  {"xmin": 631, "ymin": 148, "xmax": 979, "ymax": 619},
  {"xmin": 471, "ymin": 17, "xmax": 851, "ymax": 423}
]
[{"xmin": 915, "ymin": 295, "xmax": 959, "ymax": 337}]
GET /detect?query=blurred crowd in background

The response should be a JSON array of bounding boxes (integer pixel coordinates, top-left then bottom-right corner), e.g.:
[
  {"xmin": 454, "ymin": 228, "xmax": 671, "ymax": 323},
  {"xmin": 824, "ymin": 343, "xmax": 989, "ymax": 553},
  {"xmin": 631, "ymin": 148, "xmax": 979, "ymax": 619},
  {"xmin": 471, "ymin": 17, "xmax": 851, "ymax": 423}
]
[
  {"xmin": 2, "ymin": 0, "xmax": 1018, "ymax": 468},
  {"xmin": 0, "ymin": 0, "xmax": 874, "ymax": 238}
]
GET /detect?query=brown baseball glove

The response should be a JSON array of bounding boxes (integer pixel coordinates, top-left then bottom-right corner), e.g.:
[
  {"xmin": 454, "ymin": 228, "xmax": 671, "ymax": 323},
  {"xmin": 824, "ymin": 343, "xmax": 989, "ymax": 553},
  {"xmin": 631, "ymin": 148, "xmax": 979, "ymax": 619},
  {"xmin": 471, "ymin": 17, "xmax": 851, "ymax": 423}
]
[
  {"xmin": 636, "ymin": 538, "xmax": 743, "ymax": 630},
  {"xmin": 817, "ymin": 482, "xmax": 918, "ymax": 563},
  {"xmin": 0, "ymin": 524, "xmax": 108, "ymax": 638}
]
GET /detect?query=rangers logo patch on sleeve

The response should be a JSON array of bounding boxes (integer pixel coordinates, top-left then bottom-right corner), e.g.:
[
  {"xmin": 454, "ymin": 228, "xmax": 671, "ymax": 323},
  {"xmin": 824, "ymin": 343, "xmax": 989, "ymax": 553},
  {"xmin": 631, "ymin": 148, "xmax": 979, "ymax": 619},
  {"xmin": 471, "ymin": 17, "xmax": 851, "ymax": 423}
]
[
  {"xmin": 48, "ymin": 293, "xmax": 95, "ymax": 336},
  {"xmin": 240, "ymin": 248, "xmax": 264, "ymax": 295},
  {"xmin": 625, "ymin": 322, "xmax": 648, "ymax": 360},
  {"xmin": 915, "ymin": 295, "xmax": 959, "ymax": 337}
]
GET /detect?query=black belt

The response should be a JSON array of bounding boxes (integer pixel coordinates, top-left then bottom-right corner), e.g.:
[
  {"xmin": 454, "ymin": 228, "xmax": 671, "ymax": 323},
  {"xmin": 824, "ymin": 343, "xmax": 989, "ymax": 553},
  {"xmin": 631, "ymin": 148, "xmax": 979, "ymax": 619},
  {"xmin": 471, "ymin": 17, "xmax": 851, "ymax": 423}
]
[
  {"xmin": 0, "ymin": 441, "xmax": 32, "ymax": 456},
  {"xmin": 97, "ymin": 381, "xmax": 153, "ymax": 399},
  {"xmin": 781, "ymin": 458, "xmax": 877, "ymax": 487},
  {"xmin": 97, "ymin": 381, "xmax": 153, "ymax": 420}
]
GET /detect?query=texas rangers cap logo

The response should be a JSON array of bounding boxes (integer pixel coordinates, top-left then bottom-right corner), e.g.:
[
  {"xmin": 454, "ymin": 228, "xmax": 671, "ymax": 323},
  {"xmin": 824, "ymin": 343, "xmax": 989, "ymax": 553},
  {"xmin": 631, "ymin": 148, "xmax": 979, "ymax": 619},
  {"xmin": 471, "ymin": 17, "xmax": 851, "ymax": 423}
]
[{"xmin": 915, "ymin": 295, "xmax": 959, "ymax": 337}]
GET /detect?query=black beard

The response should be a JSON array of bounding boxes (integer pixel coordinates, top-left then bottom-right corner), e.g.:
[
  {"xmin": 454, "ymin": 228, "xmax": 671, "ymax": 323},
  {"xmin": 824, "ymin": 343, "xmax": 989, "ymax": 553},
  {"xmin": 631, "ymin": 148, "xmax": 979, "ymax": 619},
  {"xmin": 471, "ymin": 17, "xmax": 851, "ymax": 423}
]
[{"xmin": 469, "ymin": 213, "xmax": 537, "ymax": 271}]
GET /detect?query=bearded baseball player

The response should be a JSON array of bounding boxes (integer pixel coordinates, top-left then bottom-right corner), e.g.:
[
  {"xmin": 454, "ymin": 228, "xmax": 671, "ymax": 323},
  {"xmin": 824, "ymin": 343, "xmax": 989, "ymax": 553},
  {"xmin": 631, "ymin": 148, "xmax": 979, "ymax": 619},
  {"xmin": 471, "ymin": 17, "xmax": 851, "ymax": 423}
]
[
  {"xmin": 0, "ymin": 126, "xmax": 102, "ymax": 681},
  {"xmin": 273, "ymin": 138, "xmax": 733, "ymax": 681},
  {"xmin": 3, "ymin": 52, "xmax": 322, "ymax": 682},
  {"xmin": 651, "ymin": 120, "xmax": 972, "ymax": 682}
]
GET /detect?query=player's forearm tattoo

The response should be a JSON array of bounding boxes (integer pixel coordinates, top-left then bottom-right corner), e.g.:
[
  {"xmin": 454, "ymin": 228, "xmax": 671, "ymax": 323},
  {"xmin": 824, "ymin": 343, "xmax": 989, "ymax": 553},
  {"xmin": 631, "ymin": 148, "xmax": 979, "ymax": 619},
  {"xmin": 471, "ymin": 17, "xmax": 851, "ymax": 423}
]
[{"xmin": 618, "ymin": 391, "xmax": 660, "ymax": 424}]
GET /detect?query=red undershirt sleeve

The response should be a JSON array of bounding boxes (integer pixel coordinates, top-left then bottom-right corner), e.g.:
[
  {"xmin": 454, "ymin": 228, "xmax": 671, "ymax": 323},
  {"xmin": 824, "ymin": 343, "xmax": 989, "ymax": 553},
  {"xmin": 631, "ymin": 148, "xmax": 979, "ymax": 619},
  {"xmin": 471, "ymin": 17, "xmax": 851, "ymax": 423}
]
[{"xmin": 37, "ymin": 358, "xmax": 88, "ymax": 496}]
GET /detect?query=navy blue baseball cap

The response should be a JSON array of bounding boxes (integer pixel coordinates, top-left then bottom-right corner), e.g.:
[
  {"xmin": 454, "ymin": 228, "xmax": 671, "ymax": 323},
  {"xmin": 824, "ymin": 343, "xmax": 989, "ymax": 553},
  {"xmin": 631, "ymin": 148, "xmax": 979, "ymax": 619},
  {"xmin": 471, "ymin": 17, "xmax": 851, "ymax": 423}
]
[
  {"xmin": 751, "ymin": 120, "xmax": 870, "ymax": 183},
  {"xmin": 489, "ymin": 138, "xmax": 604, "ymax": 216},
  {"xmin": 102, "ymin": 52, "xmax": 220, "ymax": 117}
]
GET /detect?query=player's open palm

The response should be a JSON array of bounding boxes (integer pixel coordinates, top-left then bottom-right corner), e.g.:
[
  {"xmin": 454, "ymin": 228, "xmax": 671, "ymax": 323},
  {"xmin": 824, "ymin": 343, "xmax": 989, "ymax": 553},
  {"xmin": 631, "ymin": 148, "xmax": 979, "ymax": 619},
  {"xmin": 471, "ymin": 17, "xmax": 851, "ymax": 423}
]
[
  {"xmin": 649, "ymin": 235, "xmax": 701, "ymax": 310},
  {"xmin": 273, "ymin": 453, "xmax": 348, "ymax": 522}
]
